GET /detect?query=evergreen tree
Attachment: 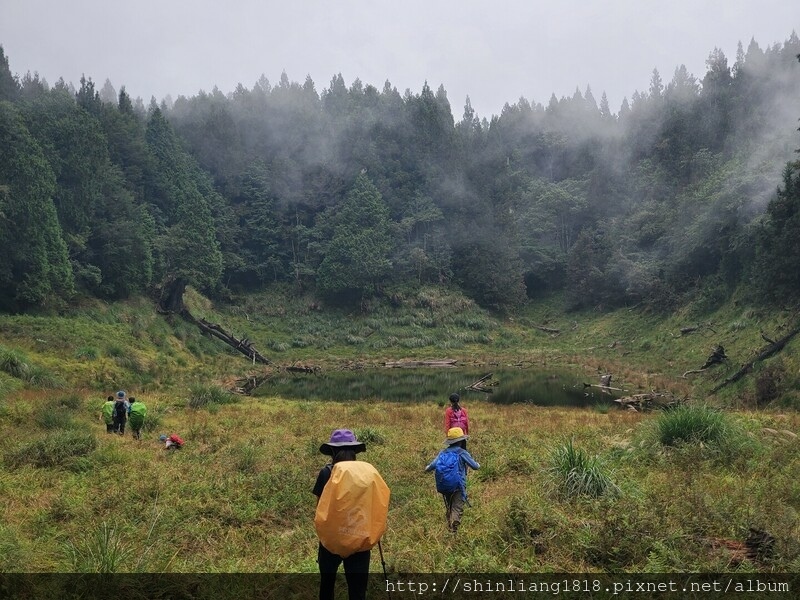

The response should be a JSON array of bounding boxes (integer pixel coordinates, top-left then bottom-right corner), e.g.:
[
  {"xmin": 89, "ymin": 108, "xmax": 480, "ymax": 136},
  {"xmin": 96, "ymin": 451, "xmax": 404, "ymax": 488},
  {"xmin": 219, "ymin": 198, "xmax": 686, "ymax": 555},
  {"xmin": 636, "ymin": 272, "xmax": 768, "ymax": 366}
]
[
  {"xmin": 565, "ymin": 227, "xmax": 617, "ymax": 310},
  {"xmin": 451, "ymin": 234, "xmax": 526, "ymax": 312},
  {"xmin": 699, "ymin": 48, "xmax": 733, "ymax": 150},
  {"xmin": 145, "ymin": 107, "xmax": 223, "ymax": 310},
  {"xmin": 227, "ymin": 160, "xmax": 285, "ymax": 287},
  {"xmin": 75, "ymin": 75, "xmax": 102, "ymax": 115},
  {"xmin": 599, "ymin": 92, "xmax": 613, "ymax": 120},
  {"xmin": 316, "ymin": 173, "xmax": 392, "ymax": 302},
  {"xmin": 649, "ymin": 68, "xmax": 664, "ymax": 99},
  {"xmin": 0, "ymin": 46, "xmax": 19, "ymax": 102},
  {"xmin": 754, "ymin": 162, "xmax": 800, "ymax": 300},
  {"xmin": 99, "ymin": 78, "xmax": 117, "ymax": 105},
  {"xmin": 0, "ymin": 101, "xmax": 74, "ymax": 309},
  {"xmin": 21, "ymin": 85, "xmax": 113, "ymax": 288}
]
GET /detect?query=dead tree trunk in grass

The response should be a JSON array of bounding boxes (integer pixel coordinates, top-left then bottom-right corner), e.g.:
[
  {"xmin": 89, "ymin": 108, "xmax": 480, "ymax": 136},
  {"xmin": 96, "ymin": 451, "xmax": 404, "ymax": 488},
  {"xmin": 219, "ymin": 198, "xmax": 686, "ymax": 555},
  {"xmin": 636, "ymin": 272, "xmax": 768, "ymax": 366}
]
[
  {"xmin": 614, "ymin": 392, "xmax": 683, "ymax": 411},
  {"xmin": 682, "ymin": 345, "xmax": 728, "ymax": 378},
  {"xmin": 180, "ymin": 309, "xmax": 272, "ymax": 365},
  {"xmin": 231, "ymin": 373, "xmax": 273, "ymax": 395},
  {"xmin": 711, "ymin": 326, "xmax": 800, "ymax": 394},
  {"xmin": 583, "ymin": 383, "xmax": 627, "ymax": 393},
  {"xmin": 582, "ymin": 373, "xmax": 627, "ymax": 394},
  {"xmin": 229, "ymin": 363, "xmax": 320, "ymax": 395},
  {"xmin": 466, "ymin": 373, "xmax": 497, "ymax": 393},
  {"xmin": 532, "ymin": 325, "xmax": 560, "ymax": 335},
  {"xmin": 158, "ymin": 278, "xmax": 187, "ymax": 313},
  {"xmin": 679, "ymin": 322, "xmax": 717, "ymax": 336}
]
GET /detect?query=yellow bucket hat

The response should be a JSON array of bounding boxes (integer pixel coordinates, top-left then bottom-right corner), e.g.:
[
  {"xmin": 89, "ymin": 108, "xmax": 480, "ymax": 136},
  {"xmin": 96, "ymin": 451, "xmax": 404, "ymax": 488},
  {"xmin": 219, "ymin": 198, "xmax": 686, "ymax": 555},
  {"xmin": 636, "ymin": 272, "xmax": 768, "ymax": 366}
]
[{"xmin": 445, "ymin": 426, "xmax": 468, "ymax": 445}]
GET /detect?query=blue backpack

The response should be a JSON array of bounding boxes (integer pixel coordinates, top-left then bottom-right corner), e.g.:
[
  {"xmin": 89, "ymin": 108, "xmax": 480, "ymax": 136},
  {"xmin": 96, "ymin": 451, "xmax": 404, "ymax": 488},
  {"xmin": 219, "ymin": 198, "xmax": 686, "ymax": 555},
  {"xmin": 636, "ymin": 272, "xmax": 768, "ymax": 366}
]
[{"xmin": 434, "ymin": 451, "xmax": 462, "ymax": 494}]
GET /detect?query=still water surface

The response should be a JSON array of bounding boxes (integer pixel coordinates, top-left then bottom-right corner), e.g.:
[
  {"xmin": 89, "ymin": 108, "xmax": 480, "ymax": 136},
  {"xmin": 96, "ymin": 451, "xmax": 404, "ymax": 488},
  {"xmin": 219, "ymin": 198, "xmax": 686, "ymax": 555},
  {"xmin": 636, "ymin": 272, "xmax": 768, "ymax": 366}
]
[{"xmin": 253, "ymin": 366, "xmax": 613, "ymax": 407}]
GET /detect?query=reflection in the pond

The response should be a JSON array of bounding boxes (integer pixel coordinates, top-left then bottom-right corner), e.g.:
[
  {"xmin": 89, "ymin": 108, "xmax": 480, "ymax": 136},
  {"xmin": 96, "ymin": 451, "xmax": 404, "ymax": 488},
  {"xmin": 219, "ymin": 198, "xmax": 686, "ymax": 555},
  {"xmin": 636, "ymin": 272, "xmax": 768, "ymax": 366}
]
[{"xmin": 253, "ymin": 367, "xmax": 614, "ymax": 407}]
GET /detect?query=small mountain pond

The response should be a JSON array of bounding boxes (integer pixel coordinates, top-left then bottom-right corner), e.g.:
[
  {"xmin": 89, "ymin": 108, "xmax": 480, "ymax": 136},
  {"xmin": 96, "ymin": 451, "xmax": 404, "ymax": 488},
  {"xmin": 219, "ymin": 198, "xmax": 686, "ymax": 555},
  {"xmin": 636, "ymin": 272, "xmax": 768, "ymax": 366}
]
[{"xmin": 252, "ymin": 365, "xmax": 618, "ymax": 407}]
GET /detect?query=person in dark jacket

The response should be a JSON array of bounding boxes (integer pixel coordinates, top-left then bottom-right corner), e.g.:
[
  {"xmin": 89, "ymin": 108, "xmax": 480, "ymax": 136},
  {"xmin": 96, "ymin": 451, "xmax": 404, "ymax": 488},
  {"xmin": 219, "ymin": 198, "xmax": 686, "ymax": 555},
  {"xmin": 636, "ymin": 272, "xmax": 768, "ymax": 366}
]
[{"xmin": 112, "ymin": 390, "xmax": 129, "ymax": 435}]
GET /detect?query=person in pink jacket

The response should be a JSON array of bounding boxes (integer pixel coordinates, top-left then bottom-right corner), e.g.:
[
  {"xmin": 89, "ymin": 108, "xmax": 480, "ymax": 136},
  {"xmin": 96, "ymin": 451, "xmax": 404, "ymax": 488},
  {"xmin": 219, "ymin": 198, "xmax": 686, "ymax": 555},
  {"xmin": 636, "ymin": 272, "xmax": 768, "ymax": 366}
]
[{"xmin": 444, "ymin": 393, "xmax": 469, "ymax": 434}]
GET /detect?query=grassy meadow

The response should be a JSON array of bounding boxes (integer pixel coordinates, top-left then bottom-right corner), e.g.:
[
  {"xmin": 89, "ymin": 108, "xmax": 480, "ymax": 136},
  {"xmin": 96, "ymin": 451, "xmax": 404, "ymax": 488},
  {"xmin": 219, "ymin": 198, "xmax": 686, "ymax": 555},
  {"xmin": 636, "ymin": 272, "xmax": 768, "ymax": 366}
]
[{"xmin": 0, "ymin": 286, "xmax": 799, "ymax": 575}]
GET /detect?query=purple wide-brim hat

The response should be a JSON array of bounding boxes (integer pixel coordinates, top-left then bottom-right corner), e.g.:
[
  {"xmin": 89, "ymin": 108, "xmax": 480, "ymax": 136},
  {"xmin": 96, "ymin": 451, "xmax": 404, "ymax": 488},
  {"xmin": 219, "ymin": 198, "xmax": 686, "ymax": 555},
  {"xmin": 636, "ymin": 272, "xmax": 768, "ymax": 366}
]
[{"xmin": 319, "ymin": 428, "xmax": 367, "ymax": 455}]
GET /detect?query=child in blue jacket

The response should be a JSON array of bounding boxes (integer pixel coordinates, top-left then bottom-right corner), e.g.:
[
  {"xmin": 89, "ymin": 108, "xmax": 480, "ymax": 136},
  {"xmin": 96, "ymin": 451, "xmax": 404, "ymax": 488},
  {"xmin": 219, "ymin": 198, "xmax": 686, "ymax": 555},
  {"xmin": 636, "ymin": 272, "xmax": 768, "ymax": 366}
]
[{"xmin": 425, "ymin": 426, "xmax": 480, "ymax": 533}]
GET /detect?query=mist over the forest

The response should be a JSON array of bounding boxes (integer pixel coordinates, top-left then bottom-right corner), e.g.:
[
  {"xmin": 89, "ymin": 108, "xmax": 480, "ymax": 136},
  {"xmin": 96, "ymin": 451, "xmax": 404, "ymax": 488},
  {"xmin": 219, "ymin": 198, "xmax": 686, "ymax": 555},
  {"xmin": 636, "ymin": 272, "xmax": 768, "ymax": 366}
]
[{"xmin": 1, "ymin": 32, "xmax": 800, "ymax": 313}]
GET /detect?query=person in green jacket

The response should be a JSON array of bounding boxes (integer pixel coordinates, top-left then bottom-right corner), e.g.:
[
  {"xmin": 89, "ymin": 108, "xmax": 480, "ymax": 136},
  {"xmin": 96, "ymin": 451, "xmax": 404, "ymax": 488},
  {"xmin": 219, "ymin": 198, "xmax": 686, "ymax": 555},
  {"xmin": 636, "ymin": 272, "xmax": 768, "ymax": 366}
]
[
  {"xmin": 102, "ymin": 396, "xmax": 115, "ymax": 433},
  {"xmin": 128, "ymin": 397, "xmax": 147, "ymax": 440}
]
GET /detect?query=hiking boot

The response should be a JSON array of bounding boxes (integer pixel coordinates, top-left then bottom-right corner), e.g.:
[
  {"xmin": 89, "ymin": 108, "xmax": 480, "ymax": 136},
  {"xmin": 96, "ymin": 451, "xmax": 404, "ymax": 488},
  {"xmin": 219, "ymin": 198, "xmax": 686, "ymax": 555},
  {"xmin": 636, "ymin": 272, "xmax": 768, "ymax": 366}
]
[{"xmin": 451, "ymin": 521, "xmax": 460, "ymax": 533}]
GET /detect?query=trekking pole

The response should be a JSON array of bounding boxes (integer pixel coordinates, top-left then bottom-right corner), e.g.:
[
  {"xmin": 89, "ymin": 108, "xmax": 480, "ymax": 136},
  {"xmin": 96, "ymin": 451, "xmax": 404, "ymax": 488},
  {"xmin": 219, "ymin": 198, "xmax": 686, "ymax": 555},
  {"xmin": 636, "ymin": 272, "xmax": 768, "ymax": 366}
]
[{"xmin": 378, "ymin": 539, "xmax": 390, "ymax": 599}]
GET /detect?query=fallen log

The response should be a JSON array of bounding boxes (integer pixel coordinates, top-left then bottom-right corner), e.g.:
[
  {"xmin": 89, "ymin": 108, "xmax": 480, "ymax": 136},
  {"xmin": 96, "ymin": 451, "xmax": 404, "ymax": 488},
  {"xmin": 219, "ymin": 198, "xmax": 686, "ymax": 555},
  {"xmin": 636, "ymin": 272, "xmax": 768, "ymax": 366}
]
[
  {"xmin": 384, "ymin": 359, "xmax": 457, "ymax": 368},
  {"xmin": 699, "ymin": 528, "xmax": 775, "ymax": 566},
  {"xmin": 681, "ymin": 344, "xmax": 729, "ymax": 377},
  {"xmin": 701, "ymin": 344, "xmax": 728, "ymax": 369},
  {"xmin": 681, "ymin": 368, "xmax": 708, "ymax": 378},
  {"xmin": 583, "ymin": 383, "xmax": 627, "ymax": 392},
  {"xmin": 180, "ymin": 309, "xmax": 271, "ymax": 365},
  {"xmin": 533, "ymin": 325, "xmax": 560, "ymax": 334},
  {"xmin": 679, "ymin": 322, "xmax": 717, "ymax": 336},
  {"xmin": 466, "ymin": 373, "xmax": 497, "ymax": 393},
  {"xmin": 711, "ymin": 325, "xmax": 800, "ymax": 394},
  {"xmin": 613, "ymin": 392, "xmax": 683, "ymax": 411},
  {"xmin": 231, "ymin": 373, "xmax": 273, "ymax": 395},
  {"xmin": 285, "ymin": 364, "xmax": 319, "ymax": 374}
]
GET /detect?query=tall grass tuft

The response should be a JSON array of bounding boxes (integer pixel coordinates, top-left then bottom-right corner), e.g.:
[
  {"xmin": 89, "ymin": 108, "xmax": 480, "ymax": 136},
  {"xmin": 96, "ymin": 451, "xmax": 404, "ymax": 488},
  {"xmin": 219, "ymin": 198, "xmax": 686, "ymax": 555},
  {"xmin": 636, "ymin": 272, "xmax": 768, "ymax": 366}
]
[
  {"xmin": 233, "ymin": 444, "xmax": 259, "ymax": 474},
  {"xmin": 142, "ymin": 405, "xmax": 164, "ymax": 433},
  {"xmin": 0, "ymin": 373, "xmax": 21, "ymax": 403},
  {"xmin": 502, "ymin": 496, "xmax": 532, "ymax": 542},
  {"xmin": 593, "ymin": 402, "xmax": 613, "ymax": 414},
  {"xmin": 24, "ymin": 365, "xmax": 66, "ymax": 388},
  {"xmin": 655, "ymin": 404, "xmax": 730, "ymax": 446},
  {"xmin": 187, "ymin": 384, "xmax": 238, "ymax": 409},
  {"xmin": 549, "ymin": 439, "xmax": 619, "ymax": 499},
  {"xmin": 56, "ymin": 394, "xmax": 83, "ymax": 410},
  {"xmin": 75, "ymin": 346, "xmax": 100, "ymax": 360},
  {"xmin": 354, "ymin": 427, "xmax": 386, "ymax": 445},
  {"xmin": 68, "ymin": 521, "xmax": 132, "ymax": 573},
  {"xmin": 0, "ymin": 347, "xmax": 29, "ymax": 378},
  {"xmin": 0, "ymin": 347, "xmax": 64, "ymax": 387},
  {"xmin": 0, "ymin": 525, "xmax": 23, "ymax": 570},
  {"xmin": 35, "ymin": 410, "xmax": 77, "ymax": 430},
  {"xmin": 5, "ymin": 431, "xmax": 97, "ymax": 469}
]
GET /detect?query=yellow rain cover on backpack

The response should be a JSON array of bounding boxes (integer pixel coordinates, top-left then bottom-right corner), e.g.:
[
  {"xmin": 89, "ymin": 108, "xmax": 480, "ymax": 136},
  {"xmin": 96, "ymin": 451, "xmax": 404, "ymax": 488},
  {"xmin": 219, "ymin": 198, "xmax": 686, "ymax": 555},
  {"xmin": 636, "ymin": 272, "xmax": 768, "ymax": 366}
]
[{"xmin": 314, "ymin": 461, "xmax": 390, "ymax": 558}]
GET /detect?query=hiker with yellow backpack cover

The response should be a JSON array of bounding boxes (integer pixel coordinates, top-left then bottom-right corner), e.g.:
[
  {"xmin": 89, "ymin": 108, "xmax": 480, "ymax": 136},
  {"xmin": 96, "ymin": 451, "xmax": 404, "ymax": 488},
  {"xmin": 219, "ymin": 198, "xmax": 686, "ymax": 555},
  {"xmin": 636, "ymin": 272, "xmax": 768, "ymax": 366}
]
[{"xmin": 313, "ymin": 429, "xmax": 390, "ymax": 600}]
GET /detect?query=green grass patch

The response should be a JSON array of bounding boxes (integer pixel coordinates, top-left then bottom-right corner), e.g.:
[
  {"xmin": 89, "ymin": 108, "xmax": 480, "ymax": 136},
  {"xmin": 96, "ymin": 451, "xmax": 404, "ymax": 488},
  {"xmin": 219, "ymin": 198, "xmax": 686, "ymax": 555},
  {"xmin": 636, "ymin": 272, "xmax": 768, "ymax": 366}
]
[
  {"xmin": 4, "ymin": 431, "xmax": 97, "ymax": 469},
  {"xmin": 0, "ymin": 347, "xmax": 29, "ymax": 378},
  {"xmin": 655, "ymin": 404, "xmax": 732, "ymax": 446},
  {"xmin": 187, "ymin": 384, "xmax": 239, "ymax": 409},
  {"xmin": 0, "ymin": 346, "xmax": 65, "ymax": 388},
  {"xmin": 67, "ymin": 521, "xmax": 133, "ymax": 573},
  {"xmin": 549, "ymin": 438, "xmax": 619, "ymax": 498}
]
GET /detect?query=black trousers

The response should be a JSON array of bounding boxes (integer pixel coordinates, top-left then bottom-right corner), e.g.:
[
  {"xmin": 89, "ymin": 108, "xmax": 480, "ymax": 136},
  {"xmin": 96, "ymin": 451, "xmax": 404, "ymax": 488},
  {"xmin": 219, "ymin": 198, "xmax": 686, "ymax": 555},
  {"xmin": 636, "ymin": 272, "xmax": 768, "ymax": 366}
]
[
  {"xmin": 113, "ymin": 416, "xmax": 126, "ymax": 434},
  {"xmin": 317, "ymin": 543, "xmax": 370, "ymax": 600}
]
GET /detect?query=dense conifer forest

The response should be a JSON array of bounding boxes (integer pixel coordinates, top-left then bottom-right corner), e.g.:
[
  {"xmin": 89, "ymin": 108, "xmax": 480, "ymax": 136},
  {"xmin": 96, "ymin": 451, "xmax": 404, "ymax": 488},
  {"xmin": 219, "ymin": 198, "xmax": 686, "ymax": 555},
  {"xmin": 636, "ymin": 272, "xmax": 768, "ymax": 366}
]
[{"xmin": 1, "ymin": 34, "xmax": 799, "ymax": 314}]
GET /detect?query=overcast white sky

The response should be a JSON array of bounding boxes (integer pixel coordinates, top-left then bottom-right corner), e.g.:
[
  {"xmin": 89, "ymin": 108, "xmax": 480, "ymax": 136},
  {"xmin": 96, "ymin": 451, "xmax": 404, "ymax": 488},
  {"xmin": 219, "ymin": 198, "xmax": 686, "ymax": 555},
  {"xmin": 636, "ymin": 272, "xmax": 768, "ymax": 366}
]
[{"xmin": 1, "ymin": 0, "xmax": 798, "ymax": 118}]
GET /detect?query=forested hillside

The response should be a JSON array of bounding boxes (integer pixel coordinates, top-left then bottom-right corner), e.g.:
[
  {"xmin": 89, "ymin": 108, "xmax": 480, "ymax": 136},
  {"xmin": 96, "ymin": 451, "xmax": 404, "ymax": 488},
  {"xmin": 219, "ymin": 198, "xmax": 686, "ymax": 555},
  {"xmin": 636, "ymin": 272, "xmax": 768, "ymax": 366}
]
[{"xmin": 1, "ymin": 34, "xmax": 799, "ymax": 314}]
